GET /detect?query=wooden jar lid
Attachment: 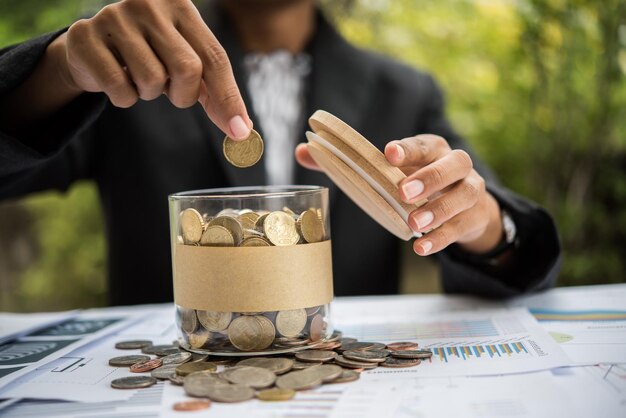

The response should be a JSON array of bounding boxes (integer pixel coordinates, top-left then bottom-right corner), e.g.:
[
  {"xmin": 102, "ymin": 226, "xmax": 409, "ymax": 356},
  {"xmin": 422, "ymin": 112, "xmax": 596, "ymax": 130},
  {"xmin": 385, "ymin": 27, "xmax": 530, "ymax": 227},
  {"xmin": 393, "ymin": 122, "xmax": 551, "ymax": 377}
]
[{"xmin": 306, "ymin": 110, "xmax": 426, "ymax": 240}]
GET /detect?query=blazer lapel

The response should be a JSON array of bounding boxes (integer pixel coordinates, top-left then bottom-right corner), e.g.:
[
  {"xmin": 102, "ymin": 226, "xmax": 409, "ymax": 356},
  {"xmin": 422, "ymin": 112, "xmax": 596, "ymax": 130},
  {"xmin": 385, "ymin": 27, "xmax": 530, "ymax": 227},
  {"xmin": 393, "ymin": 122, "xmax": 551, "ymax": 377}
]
[{"xmin": 295, "ymin": 12, "xmax": 378, "ymax": 204}]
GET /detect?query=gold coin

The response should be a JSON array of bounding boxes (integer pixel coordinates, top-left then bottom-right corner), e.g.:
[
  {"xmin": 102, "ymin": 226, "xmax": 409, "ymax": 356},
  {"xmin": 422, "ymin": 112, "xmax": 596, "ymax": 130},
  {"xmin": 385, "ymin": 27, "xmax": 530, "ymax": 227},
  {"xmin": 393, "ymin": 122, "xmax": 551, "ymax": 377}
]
[
  {"xmin": 297, "ymin": 209, "xmax": 325, "ymax": 243},
  {"xmin": 223, "ymin": 129, "xmax": 264, "ymax": 168},
  {"xmin": 275, "ymin": 309, "xmax": 307, "ymax": 338},
  {"xmin": 254, "ymin": 315, "xmax": 276, "ymax": 351},
  {"xmin": 257, "ymin": 388, "xmax": 296, "ymax": 401},
  {"xmin": 197, "ymin": 311, "xmax": 233, "ymax": 332},
  {"xmin": 180, "ymin": 208, "xmax": 204, "ymax": 244},
  {"xmin": 188, "ymin": 329, "xmax": 211, "ymax": 349},
  {"xmin": 240, "ymin": 236, "xmax": 272, "ymax": 247},
  {"xmin": 238, "ymin": 212, "xmax": 261, "ymax": 230},
  {"xmin": 228, "ymin": 316, "xmax": 264, "ymax": 351},
  {"xmin": 264, "ymin": 211, "xmax": 300, "ymax": 246},
  {"xmin": 200, "ymin": 225, "xmax": 235, "ymax": 246},
  {"xmin": 208, "ymin": 216, "xmax": 244, "ymax": 245}
]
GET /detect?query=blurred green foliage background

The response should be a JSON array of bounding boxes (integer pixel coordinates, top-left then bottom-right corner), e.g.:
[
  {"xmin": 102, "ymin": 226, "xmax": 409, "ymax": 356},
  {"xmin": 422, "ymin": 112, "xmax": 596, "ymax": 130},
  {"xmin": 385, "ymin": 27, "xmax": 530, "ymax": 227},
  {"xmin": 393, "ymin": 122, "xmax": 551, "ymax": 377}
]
[{"xmin": 0, "ymin": 0, "xmax": 624, "ymax": 312}]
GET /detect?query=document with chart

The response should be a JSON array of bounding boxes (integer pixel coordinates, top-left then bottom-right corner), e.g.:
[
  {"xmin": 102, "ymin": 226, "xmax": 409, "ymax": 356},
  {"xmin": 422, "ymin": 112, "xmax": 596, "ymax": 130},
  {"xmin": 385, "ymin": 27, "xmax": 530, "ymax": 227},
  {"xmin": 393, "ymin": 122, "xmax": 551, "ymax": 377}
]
[{"xmin": 334, "ymin": 301, "xmax": 571, "ymax": 376}]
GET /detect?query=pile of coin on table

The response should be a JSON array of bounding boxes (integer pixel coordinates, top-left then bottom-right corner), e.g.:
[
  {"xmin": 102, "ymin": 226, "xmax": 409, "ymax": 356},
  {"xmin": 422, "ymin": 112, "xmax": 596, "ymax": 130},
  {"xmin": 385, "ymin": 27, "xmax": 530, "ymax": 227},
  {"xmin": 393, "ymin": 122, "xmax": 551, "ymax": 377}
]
[
  {"xmin": 108, "ymin": 334, "xmax": 432, "ymax": 411},
  {"xmin": 177, "ymin": 305, "xmax": 329, "ymax": 352}
]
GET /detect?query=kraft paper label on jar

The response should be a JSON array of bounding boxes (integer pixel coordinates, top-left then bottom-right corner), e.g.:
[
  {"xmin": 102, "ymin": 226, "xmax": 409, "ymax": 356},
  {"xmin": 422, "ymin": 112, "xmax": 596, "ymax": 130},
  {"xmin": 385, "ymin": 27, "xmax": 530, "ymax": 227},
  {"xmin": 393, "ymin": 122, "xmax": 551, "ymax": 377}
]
[{"xmin": 173, "ymin": 240, "xmax": 334, "ymax": 312}]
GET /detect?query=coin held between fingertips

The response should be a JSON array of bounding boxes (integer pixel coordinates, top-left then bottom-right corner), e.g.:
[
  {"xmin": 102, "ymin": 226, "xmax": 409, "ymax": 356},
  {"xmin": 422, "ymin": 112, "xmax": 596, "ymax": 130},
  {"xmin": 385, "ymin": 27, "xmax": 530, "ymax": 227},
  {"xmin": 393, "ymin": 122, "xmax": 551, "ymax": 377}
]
[{"xmin": 223, "ymin": 129, "xmax": 264, "ymax": 168}]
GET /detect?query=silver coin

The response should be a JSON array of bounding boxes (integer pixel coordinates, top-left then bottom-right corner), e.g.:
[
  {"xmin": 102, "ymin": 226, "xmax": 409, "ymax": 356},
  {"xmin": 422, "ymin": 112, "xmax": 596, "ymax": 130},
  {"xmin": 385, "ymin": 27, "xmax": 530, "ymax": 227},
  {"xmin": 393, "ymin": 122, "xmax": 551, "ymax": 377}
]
[
  {"xmin": 108, "ymin": 355, "xmax": 150, "ymax": 367},
  {"xmin": 161, "ymin": 352, "xmax": 192, "ymax": 365},
  {"xmin": 390, "ymin": 349, "xmax": 433, "ymax": 359},
  {"xmin": 111, "ymin": 376, "xmax": 157, "ymax": 389},
  {"xmin": 295, "ymin": 350, "xmax": 337, "ymax": 363},
  {"xmin": 114, "ymin": 340, "xmax": 153, "ymax": 350},
  {"xmin": 204, "ymin": 383, "xmax": 256, "ymax": 403},
  {"xmin": 342, "ymin": 349, "xmax": 388, "ymax": 363},
  {"xmin": 236, "ymin": 357, "xmax": 294, "ymax": 374},
  {"xmin": 275, "ymin": 370, "xmax": 322, "ymax": 391},
  {"xmin": 339, "ymin": 341, "xmax": 385, "ymax": 352},
  {"xmin": 151, "ymin": 364, "xmax": 179, "ymax": 380},
  {"xmin": 221, "ymin": 366, "xmax": 276, "ymax": 389},
  {"xmin": 169, "ymin": 373, "xmax": 185, "ymax": 386},
  {"xmin": 141, "ymin": 344, "xmax": 179, "ymax": 355}
]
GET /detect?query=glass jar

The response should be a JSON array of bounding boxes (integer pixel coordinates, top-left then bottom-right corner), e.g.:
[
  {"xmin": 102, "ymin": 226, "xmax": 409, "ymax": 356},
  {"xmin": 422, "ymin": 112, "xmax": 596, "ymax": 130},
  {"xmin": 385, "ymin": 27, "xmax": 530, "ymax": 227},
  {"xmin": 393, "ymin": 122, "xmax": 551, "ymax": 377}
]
[{"xmin": 168, "ymin": 186, "xmax": 334, "ymax": 356}]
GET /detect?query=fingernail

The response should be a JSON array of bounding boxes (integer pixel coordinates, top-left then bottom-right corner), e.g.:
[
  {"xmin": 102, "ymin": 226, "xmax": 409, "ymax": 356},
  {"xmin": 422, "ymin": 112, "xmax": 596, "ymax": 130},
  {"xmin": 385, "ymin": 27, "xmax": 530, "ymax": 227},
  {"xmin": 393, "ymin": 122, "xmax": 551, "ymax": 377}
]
[
  {"xmin": 394, "ymin": 144, "xmax": 405, "ymax": 161},
  {"xmin": 228, "ymin": 115, "xmax": 250, "ymax": 140},
  {"xmin": 402, "ymin": 180, "xmax": 424, "ymax": 200},
  {"xmin": 419, "ymin": 240, "xmax": 433, "ymax": 255},
  {"xmin": 413, "ymin": 211, "xmax": 434, "ymax": 230}
]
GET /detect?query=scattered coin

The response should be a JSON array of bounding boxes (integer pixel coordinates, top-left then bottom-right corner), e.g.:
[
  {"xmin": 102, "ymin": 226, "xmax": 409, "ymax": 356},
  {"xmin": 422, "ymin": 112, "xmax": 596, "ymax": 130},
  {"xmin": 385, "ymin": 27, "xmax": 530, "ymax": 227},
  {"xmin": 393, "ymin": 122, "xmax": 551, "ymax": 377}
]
[
  {"xmin": 390, "ymin": 349, "xmax": 433, "ymax": 359},
  {"xmin": 257, "ymin": 388, "xmax": 296, "ymax": 401},
  {"xmin": 109, "ymin": 355, "xmax": 151, "ymax": 367},
  {"xmin": 275, "ymin": 370, "xmax": 322, "ymax": 391},
  {"xmin": 130, "ymin": 358, "xmax": 163, "ymax": 373},
  {"xmin": 386, "ymin": 342, "xmax": 419, "ymax": 351},
  {"xmin": 204, "ymin": 383, "xmax": 256, "ymax": 403},
  {"xmin": 151, "ymin": 364, "xmax": 179, "ymax": 380},
  {"xmin": 328, "ymin": 369, "xmax": 360, "ymax": 384},
  {"xmin": 184, "ymin": 371, "xmax": 230, "ymax": 397},
  {"xmin": 176, "ymin": 361, "xmax": 217, "ymax": 376},
  {"xmin": 275, "ymin": 309, "xmax": 307, "ymax": 338},
  {"xmin": 142, "ymin": 344, "xmax": 179, "ymax": 356},
  {"xmin": 168, "ymin": 373, "xmax": 185, "ymax": 385},
  {"xmin": 334, "ymin": 355, "xmax": 378, "ymax": 370},
  {"xmin": 223, "ymin": 129, "xmax": 264, "ymax": 168},
  {"xmin": 380, "ymin": 357, "xmax": 421, "ymax": 368},
  {"xmin": 172, "ymin": 400, "xmax": 211, "ymax": 411},
  {"xmin": 161, "ymin": 351, "xmax": 192, "ymax": 365},
  {"xmin": 221, "ymin": 366, "xmax": 276, "ymax": 389},
  {"xmin": 115, "ymin": 340, "xmax": 153, "ymax": 350},
  {"xmin": 237, "ymin": 357, "xmax": 294, "ymax": 374},
  {"xmin": 292, "ymin": 360, "xmax": 322, "ymax": 370},
  {"xmin": 111, "ymin": 376, "xmax": 157, "ymax": 389},
  {"xmin": 306, "ymin": 364, "xmax": 343, "ymax": 383},
  {"xmin": 343, "ymin": 350, "xmax": 388, "ymax": 363},
  {"xmin": 295, "ymin": 350, "xmax": 337, "ymax": 363}
]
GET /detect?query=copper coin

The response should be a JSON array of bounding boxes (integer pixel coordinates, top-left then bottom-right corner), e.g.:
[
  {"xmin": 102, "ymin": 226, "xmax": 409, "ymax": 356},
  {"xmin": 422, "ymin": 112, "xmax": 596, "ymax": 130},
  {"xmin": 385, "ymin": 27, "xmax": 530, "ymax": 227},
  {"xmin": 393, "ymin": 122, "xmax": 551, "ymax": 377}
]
[
  {"xmin": 309, "ymin": 314, "xmax": 325, "ymax": 341},
  {"xmin": 172, "ymin": 400, "xmax": 211, "ymax": 411},
  {"xmin": 130, "ymin": 358, "xmax": 163, "ymax": 373},
  {"xmin": 386, "ymin": 342, "xmax": 419, "ymax": 351}
]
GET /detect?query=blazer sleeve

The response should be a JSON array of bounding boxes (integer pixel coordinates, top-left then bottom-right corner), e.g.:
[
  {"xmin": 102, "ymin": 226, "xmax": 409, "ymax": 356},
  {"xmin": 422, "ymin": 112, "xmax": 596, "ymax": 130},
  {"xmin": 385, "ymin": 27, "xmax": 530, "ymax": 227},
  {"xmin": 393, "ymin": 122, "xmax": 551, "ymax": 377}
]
[
  {"xmin": 0, "ymin": 30, "xmax": 108, "ymax": 198},
  {"xmin": 417, "ymin": 74, "xmax": 562, "ymax": 298}
]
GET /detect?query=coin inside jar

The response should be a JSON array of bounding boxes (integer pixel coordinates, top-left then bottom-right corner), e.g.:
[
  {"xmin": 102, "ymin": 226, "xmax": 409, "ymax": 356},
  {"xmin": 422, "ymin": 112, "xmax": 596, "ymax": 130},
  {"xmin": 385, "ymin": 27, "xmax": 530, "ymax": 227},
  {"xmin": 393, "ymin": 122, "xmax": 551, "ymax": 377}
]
[
  {"xmin": 297, "ymin": 209, "xmax": 325, "ymax": 243},
  {"xmin": 263, "ymin": 211, "xmax": 300, "ymax": 246},
  {"xmin": 197, "ymin": 311, "xmax": 233, "ymax": 332},
  {"xmin": 200, "ymin": 225, "xmax": 235, "ymax": 246},
  {"xmin": 227, "ymin": 316, "xmax": 265, "ymax": 351},
  {"xmin": 179, "ymin": 208, "xmax": 205, "ymax": 244},
  {"xmin": 208, "ymin": 216, "xmax": 244, "ymax": 245},
  {"xmin": 223, "ymin": 129, "xmax": 264, "ymax": 168},
  {"xmin": 275, "ymin": 309, "xmax": 307, "ymax": 338}
]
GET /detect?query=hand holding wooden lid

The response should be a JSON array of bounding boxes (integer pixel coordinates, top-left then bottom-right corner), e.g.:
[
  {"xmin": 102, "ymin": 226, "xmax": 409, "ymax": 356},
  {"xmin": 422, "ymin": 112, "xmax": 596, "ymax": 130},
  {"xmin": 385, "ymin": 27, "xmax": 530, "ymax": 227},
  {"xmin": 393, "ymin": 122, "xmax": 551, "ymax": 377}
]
[{"xmin": 306, "ymin": 110, "xmax": 427, "ymax": 240}]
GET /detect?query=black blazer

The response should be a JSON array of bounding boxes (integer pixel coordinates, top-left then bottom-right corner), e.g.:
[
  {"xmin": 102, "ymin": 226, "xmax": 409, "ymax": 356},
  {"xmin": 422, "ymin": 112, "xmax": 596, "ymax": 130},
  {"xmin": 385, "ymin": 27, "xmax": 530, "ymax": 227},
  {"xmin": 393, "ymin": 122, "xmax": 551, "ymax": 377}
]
[{"xmin": 0, "ymin": 8, "xmax": 561, "ymax": 305}]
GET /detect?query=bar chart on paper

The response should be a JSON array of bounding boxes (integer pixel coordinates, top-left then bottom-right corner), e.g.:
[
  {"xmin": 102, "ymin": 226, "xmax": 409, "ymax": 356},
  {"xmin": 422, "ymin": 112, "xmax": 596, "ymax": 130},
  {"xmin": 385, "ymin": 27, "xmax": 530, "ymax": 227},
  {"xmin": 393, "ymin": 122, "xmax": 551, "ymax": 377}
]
[{"xmin": 336, "ymin": 307, "xmax": 569, "ymax": 376}]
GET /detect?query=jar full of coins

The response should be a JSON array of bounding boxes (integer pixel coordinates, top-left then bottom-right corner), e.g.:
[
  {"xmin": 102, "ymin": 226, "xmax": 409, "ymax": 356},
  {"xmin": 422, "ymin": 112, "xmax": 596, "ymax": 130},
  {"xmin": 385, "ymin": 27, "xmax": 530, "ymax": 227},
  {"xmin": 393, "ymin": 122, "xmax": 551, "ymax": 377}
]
[{"xmin": 169, "ymin": 186, "xmax": 334, "ymax": 355}]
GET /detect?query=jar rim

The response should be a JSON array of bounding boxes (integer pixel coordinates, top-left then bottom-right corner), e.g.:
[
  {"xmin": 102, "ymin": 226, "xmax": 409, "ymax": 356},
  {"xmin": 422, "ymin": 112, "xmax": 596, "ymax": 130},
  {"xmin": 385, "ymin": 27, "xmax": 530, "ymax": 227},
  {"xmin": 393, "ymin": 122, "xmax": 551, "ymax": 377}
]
[{"xmin": 169, "ymin": 185, "xmax": 327, "ymax": 200}]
